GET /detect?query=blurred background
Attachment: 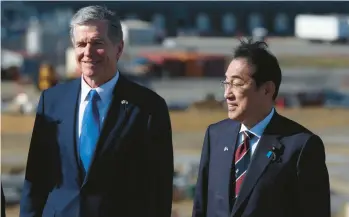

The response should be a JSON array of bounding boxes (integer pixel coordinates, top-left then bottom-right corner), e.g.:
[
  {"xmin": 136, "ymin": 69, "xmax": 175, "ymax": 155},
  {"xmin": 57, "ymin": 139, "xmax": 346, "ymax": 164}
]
[{"xmin": 1, "ymin": 1, "xmax": 349, "ymax": 217}]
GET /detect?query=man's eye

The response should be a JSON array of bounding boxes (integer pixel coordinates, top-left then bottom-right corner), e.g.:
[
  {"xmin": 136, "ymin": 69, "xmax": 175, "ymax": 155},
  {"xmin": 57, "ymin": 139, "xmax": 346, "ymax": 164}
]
[
  {"xmin": 232, "ymin": 81, "xmax": 244, "ymax": 86},
  {"xmin": 76, "ymin": 43, "xmax": 86, "ymax": 47}
]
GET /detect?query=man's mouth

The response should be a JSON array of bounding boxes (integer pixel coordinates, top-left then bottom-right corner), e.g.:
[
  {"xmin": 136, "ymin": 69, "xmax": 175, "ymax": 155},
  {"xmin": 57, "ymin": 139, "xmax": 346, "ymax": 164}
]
[
  {"xmin": 83, "ymin": 61, "xmax": 100, "ymax": 64},
  {"xmin": 227, "ymin": 102, "xmax": 238, "ymax": 110},
  {"xmin": 227, "ymin": 101, "xmax": 238, "ymax": 107}
]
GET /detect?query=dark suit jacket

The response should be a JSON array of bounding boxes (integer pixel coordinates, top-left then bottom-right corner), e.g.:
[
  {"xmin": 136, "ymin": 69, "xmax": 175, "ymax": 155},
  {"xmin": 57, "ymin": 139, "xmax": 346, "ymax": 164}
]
[
  {"xmin": 1, "ymin": 184, "xmax": 5, "ymax": 217},
  {"xmin": 20, "ymin": 74, "xmax": 174, "ymax": 217},
  {"xmin": 192, "ymin": 112, "xmax": 330, "ymax": 217}
]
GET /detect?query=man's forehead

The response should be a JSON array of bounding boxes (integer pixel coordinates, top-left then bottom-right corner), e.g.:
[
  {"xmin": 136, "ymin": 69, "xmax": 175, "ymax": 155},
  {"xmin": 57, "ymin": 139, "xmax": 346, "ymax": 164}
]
[
  {"xmin": 229, "ymin": 58, "xmax": 250, "ymax": 69},
  {"xmin": 73, "ymin": 20, "xmax": 108, "ymax": 33},
  {"xmin": 73, "ymin": 23, "xmax": 108, "ymax": 41},
  {"xmin": 225, "ymin": 58, "xmax": 252, "ymax": 78}
]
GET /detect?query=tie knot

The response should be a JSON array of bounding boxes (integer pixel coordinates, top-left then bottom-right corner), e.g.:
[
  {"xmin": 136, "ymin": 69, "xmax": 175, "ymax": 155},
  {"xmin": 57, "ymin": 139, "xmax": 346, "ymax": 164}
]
[
  {"xmin": 242, "ymin": 131, "xmax": 254, "ymax": 140},
  {"xmin": 88, "ymin": 90, "xmax": 100, "ymax": 102}
]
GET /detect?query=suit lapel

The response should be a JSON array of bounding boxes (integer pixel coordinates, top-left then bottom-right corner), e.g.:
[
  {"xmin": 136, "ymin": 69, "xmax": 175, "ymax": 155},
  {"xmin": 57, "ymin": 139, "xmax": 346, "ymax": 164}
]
[
  {"xmin": 82, "ymin": 75, "xmax": 135, "ymax": 186},
  {"xmin": 221, "ymin": 122, "xmax": 241, "ymax": 211},
  {"xmin": 58, "ymin": 79, "xmax": 81, "ymax": 178},
  {"xmin": 220, "ymin": 121, "xmax": 240, "ymax": 194},
  {"xmin": 231, "ymin": 113, "xmax": 284, "ymax": 217}
]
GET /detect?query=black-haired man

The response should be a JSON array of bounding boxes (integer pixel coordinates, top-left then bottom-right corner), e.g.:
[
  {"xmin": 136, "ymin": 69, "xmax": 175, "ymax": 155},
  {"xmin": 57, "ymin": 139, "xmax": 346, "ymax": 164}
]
[{"xmin": 192, "ymin": 39, "xmax": 330, "ymax": 217}]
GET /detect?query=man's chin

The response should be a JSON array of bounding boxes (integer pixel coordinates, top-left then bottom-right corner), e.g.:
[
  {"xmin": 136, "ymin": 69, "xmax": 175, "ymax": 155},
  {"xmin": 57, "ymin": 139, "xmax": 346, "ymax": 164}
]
[
  {"xmin": 82, "ymin": 70, "xmax": 98, "ymax": 78},
  {"xmin": 228, "ymin": 111, "xmax": 242, "ymax": 121}
]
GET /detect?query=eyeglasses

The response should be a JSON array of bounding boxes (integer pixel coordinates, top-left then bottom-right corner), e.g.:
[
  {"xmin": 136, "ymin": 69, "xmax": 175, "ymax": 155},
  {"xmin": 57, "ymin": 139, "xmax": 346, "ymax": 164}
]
[{"xmin": 220, "ymin": 80, "xmax": 245, "ymax": 89}]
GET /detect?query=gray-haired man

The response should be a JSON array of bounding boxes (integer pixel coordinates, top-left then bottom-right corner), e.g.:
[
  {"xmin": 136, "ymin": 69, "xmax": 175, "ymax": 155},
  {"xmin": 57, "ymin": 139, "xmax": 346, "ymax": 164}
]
[{"xmin": 20, "ymin": 5, "xmax": 173, "ymax": 217}]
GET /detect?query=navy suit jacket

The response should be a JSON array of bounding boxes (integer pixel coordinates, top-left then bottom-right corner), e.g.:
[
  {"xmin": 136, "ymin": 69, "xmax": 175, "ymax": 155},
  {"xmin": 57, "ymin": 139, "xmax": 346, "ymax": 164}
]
[
  {"xmin": 2, "ymin": 184, "xmax": 5, "ymax": 217},
  {"xmin": 192, "ymin": 112, "xmax": 330, "ymax": 217},
  {"xmin": 20, "ymin": 74, "xmax": 174, "ymax": 217}
]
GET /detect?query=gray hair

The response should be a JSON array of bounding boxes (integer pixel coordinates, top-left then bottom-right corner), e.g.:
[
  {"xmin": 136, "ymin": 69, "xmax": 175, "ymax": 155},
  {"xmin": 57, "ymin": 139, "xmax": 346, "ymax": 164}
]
[{"xmin": 70, "ymin": 5, "xmax": 123, "ymax": 44}]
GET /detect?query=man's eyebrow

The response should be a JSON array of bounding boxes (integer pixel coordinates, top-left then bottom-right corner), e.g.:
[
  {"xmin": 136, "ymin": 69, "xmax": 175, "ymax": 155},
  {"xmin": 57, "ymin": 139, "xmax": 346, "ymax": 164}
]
[
  {"xmin": 225, "ymin": 75, "xmax": 244, "ymax": 80},
  {"xmin": 231, "ymin": 75, "xmax": 244, "ymax": 79},
  {"xmin": 91, "ymin": 37, "xmax": 105, "ymax": 41},
  {"xmin": 75, "ymin": 38, "xmax": 104, "ymax": 43}
]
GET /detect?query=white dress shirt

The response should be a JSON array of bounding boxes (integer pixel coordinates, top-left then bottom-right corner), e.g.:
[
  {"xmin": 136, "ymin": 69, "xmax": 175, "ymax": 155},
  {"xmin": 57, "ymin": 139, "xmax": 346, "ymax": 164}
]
[
  {"xmin": 78, "ymin": 72, "xmax": 119, "ymax": 137},
  {"xmin": 237, "ymin": 108, "xmax": 275, "ymax": 156}
]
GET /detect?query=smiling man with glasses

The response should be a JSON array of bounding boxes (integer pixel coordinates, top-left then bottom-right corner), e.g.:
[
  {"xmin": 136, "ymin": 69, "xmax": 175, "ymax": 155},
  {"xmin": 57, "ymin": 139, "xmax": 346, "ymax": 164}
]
[{"xmin": 192, "ymin": 39, "xmax": 330, "ymax": 217}]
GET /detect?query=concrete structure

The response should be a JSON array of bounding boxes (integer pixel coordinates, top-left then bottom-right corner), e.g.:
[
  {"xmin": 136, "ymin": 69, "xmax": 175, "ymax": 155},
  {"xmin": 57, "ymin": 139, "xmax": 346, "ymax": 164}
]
[{"xmin": 20, "ymin": 1, "xmax": 349, "ymax": 37}]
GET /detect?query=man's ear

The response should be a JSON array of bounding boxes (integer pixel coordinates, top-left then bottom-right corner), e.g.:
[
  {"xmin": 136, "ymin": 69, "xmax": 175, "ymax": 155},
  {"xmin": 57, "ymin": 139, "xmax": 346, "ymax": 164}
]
[
  {"xmin": 116, "ymin": 40, "xmax": 124, "ymax": 61},
  {"xmin": 264, "ymin": 81, "xmax": 275, "ymax": 98}
]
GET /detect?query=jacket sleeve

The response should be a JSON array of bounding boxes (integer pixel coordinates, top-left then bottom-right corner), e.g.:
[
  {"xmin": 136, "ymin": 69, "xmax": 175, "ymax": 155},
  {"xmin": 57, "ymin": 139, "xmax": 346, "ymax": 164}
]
[
  {"xmin": 20, "ymin": 91, "xmax": 51, "ymax": 217},
  {"xmin": 192, "ymin": 126, "xmax": 211, "ymax": 217},
  {"xmin": 146, "ymin": 97, "xmax": 174, "ymax": 217},
  {"xmin": 297, "ymin": 134, "xmax": 331, "ymax": 217}
]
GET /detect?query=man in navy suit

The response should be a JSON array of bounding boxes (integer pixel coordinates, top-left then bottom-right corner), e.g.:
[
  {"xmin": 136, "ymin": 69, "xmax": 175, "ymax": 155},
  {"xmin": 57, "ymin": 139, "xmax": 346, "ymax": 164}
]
[
  {"xmin": 20, "ymin": 5, "xmax": 173, "ymax": 217},
  {"xmin": 2, "ymin": 184, "xmax": 5, "ymax": 217},
  {"xmin": 192, "ymin": 40, "xmax": 330, "ymax": 217}
]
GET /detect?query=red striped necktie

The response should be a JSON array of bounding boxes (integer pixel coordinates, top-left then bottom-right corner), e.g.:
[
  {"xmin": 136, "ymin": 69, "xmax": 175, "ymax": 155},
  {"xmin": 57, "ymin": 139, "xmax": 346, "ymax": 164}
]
[{"xmin": 233, "ymin": 131, "xmax": 254, "ymax": 198}]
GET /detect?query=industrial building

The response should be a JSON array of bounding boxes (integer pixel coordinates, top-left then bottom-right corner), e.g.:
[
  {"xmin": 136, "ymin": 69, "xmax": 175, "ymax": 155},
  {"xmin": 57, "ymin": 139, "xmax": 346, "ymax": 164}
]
[
  {"xmin": 3, "ymin": 1, "xmax": 349, "ymax": 37},
  {"xmin": 92, "ymin": 1, "xmax": 349, "ymax": 37}
]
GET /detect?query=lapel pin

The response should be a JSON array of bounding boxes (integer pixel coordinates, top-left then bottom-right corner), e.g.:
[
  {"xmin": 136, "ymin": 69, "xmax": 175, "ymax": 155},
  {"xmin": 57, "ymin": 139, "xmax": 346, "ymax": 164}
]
[
  {"xmin": 266, "ymin": 145, "xmax": 284, "ymax": 163},
  {"xmin": 224, "ymin": 147, "xmax": 229, "ymax": 151},
  {"xmin": 121, "ymin": 100, "xmax": 129, "ymax": 115},
  {"xmin": 266, "ymin": 146, "xmax": 277, "ymax": 160},
  {"xmin": 266, "ymin": 151, "xmax": 273, "ymax": 159}
]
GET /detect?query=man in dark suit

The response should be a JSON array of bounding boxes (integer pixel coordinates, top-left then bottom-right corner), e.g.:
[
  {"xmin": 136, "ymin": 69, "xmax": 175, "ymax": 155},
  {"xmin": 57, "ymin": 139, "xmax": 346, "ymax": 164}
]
[
  {"xmin": 192, "ymin": 40, "xmax": 330, "ymax": 217},
  {"xmin": 2, "ymin": 184, "xmax": 5, "ymax": 217},
  {"xmin": 20, "ymin": 5, "xmax": 173, "ymax": 217}
]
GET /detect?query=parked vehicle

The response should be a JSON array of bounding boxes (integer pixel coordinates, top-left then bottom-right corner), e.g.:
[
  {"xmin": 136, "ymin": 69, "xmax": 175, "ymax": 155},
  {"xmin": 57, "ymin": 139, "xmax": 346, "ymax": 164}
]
[{"xmin": 295, "ymin": 14, "xmax": 349, "ymax": 44}]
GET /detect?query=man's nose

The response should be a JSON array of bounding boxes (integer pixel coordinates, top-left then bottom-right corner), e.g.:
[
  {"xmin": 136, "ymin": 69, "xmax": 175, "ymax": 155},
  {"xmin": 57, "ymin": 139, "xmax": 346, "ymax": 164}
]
[
  {"xmin": 224, "ymin": 87, "xmax": 233, "ymax": 99},
  {"xmin": 84, "ymin": 43, "xmax": 93, "ymax": 57}
]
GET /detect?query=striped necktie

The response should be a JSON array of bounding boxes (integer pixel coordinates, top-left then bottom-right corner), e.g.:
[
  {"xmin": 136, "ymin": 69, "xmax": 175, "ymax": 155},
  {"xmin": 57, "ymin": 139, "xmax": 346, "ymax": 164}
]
[{"xmin": 233, "ymin": 131, "xmax": 254, "ymax": 198}]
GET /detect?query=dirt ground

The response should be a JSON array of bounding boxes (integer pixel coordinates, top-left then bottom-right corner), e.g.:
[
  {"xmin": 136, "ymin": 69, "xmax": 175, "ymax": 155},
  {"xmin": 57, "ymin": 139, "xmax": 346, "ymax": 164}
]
[
  {"xmin": 3, "ymin": 107, "xmax": 349, "ymax": 134},
  {"xmin": 2, "ymin": 107, "xmax": 349, "ymax": 217}
]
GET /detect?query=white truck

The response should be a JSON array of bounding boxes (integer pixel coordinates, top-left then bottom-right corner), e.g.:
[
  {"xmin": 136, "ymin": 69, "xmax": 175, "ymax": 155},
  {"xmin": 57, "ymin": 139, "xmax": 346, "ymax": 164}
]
[{"xmin": 295, "ymin": 14, "xmax": 349, "ymax": 44}]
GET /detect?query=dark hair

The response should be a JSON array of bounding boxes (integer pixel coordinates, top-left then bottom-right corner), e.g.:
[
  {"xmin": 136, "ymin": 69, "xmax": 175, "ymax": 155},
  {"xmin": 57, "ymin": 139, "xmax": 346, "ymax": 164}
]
[{"xmin": 233, "ymin": 38, "xmax": 282, "ymax": 100}]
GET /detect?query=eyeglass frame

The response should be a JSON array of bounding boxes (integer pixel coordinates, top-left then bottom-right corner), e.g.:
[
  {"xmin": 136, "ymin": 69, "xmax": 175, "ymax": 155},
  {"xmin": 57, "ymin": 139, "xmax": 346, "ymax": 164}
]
[{"xmin": 220, "ymin": 79, "xmax": 253, "ymax": 90}]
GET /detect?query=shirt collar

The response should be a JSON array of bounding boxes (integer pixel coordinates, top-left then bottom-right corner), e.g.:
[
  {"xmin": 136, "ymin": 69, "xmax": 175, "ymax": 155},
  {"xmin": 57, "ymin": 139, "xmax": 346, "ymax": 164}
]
[
  {"xmin": 239, "ymin": 107, "xmax": 275, "ymax": 139},
  {"xmin": 80, "ymin": 71, "xmax": 119, "ymax": 103}
]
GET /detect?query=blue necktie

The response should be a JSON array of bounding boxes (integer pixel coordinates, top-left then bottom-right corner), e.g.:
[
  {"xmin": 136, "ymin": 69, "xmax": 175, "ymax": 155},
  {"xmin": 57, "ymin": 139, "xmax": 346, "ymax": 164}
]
[{"xmin": 80, "ymin": 90, "xmax": 100, "ymax": 172}]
